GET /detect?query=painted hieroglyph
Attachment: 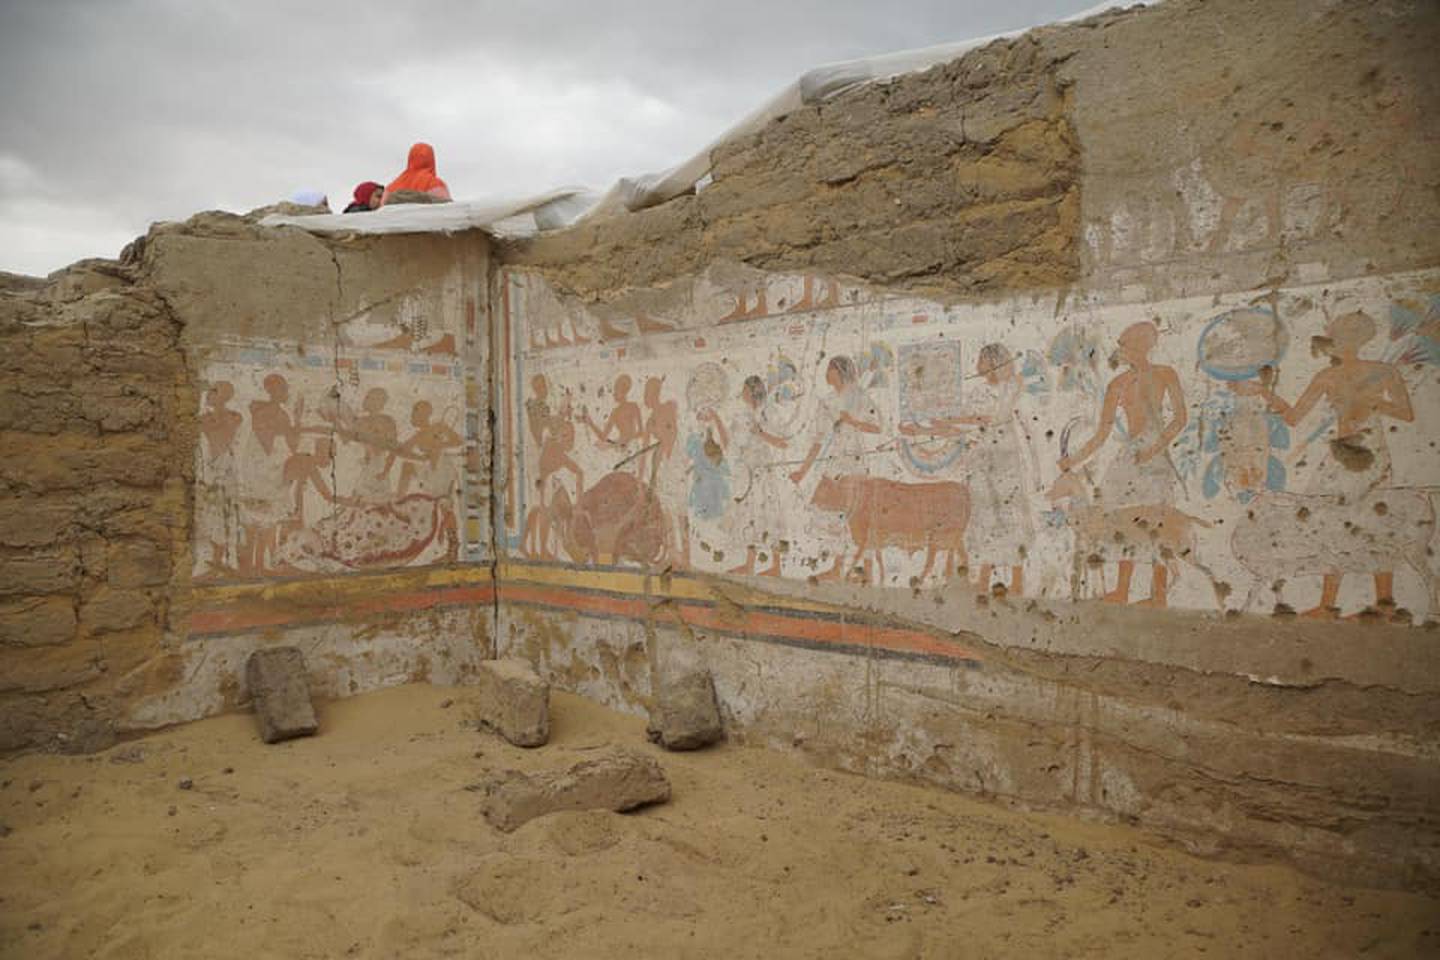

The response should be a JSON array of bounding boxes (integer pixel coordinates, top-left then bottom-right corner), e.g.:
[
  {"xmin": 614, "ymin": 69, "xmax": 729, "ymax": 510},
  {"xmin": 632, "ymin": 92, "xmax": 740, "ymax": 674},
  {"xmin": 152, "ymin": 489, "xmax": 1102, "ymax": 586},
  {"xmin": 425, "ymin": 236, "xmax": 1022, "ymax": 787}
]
[{"xmin": 497, "ymin": 265, "xmax": 1440, "ymax": 623}]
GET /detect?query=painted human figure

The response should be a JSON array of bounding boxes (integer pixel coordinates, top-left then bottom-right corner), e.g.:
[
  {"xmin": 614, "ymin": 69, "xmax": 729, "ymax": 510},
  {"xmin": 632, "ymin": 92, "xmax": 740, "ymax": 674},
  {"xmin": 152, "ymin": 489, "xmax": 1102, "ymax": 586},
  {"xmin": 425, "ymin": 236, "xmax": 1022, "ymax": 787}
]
[
  {"xmin": 282, "ymin": 437, "xmax": 341, "ymax": 529},
  {"xmin": 239, "ymin": 373, "xmax": 305, "ymax": 574},
  {"xmin": 910, "ymin": 344, "xmax": 1034, "ymax": 595},
  {"xmin": 396, "ymin": 401, "xmax": 464, "ymax": 498},
  {"xmin": 728, "ymin": 375, "xmax": 791, "ymax": 577},
  {"xmin": 196, "ymin": 381, "xmax": 243, "ymax": 573},
  {"xmin": 395, "ymin": 401, "xmax": 463, "ymax": 560},
  {"xmin": 1234, "ymin": 309, "xmax": 1414, "ymax": 617},
  {"xmin": 790, "ymin": 355, "xmax": 886, "ymax": 581},
  {"xmin": 582, "ymin": 373, "xmax": 644, "ymax": 452},
  {"xmin": 640, "ymin": 376, "xmax": 685, "ymax": 561},
  {"xmin": 1058, "ymin": 321, "xmax": 1187, "ymax": 606},
  {"xmin": 523, "ymin": 375, "xmax": 584, "ymax": 558},
  {"xmin": 349, "ymin": 387, "xmax": 399, "ymax": 502},
  {"xmin": 685, "ymin": 406, "xmax": 731, "ymax": 549}
]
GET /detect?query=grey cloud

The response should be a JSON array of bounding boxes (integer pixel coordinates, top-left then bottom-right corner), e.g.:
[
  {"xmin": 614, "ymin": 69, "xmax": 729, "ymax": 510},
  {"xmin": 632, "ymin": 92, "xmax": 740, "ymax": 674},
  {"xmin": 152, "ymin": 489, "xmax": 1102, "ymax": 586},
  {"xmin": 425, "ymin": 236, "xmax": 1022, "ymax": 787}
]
[{"xmin": 0, "ymin": 0, "xmax": 1093, "ymax": 275}]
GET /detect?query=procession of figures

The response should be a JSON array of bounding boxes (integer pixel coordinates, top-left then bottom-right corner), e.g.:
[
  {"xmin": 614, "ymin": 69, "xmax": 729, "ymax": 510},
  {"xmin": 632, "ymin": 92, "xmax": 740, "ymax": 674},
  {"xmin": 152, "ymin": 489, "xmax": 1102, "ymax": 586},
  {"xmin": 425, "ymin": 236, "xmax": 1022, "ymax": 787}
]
[{"xmin": 505, "ymin": 268, "xmax": 1440, "ymax": 621}]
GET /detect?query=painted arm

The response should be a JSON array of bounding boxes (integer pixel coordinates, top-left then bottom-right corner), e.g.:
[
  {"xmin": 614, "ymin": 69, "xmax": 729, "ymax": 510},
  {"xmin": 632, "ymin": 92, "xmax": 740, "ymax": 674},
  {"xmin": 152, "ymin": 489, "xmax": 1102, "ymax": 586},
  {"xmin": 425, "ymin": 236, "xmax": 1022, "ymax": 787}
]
[
  {"xmin": 1059, "ymin": 376, "xmax": 1120, "ymax": 471},
  {"xmin": 756, "ymin": 426, "xmax": 789, "ymax": 450},
  {"xmin": 582, "ymin": 409, "xmax": 615, "ymax": 444},
  {"xmin": 790, "ymin": 440, "xmax": 822, "ymax": 485},
  {"xmin": 837, "ymin": 407, "xmax": 882, "ymax": 434}
]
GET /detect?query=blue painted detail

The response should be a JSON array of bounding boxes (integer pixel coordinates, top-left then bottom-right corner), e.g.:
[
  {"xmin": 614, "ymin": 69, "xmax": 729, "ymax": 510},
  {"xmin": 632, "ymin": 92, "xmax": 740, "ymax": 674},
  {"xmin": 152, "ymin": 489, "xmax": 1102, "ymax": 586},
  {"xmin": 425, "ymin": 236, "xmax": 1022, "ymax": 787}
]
[
  {"xmin": 1266, "ymin": 455, "xmax": 1287, "ymax": 492},
  {"xmin": 1202, "ymin": 456, "xmax": 1224, "ymax": 499}
]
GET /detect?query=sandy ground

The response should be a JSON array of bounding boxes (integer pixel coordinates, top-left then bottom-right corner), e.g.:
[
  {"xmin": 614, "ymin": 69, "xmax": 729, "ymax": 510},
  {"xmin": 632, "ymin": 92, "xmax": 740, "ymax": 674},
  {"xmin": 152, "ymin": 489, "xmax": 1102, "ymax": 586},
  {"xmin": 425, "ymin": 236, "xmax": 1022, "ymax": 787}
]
[{"xmin": 1, "ymin": 684, "xmax": 1436, "ymax": 959}]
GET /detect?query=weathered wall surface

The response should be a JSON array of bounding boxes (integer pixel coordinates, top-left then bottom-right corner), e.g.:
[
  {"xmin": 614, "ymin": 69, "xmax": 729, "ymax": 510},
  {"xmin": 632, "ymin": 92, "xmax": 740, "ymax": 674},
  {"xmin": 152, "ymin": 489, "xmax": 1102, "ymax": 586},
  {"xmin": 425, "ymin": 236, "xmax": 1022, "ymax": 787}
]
[
  {"xmin": 491, "ymin": 0, "xmax": 1440, "ymax": 889},
  {"xmin": 0, "ymin": 261, "xmax": 193, "ymax": 753},
  {"xmin": 0, "ymin": 215, "xmax": 498, "ymax": 748},
  {"xmin": 132, "ymin": 215, "xmax": 497, "ymax": 728}
]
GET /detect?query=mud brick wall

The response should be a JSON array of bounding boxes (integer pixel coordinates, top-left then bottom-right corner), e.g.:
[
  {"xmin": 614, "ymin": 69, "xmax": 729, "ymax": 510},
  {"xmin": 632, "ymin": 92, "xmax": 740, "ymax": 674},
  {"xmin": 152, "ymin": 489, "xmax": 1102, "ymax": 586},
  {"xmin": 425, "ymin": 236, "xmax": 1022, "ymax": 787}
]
[{"xmin": 0, "ymin": 262, "xmax": 193, "ymax": 753}]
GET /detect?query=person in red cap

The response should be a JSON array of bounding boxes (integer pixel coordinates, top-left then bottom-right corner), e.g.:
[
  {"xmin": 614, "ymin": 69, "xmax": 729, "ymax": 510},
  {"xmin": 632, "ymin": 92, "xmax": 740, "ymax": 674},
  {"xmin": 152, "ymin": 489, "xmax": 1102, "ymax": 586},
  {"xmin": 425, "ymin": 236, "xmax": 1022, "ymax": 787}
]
[
  {"xmin": 382, "ymin": 143, "xmax": 452, "ymax": 205},
  {"xmin": 343, "ymin": 181, "xmax": 384, "ymax": 213}
]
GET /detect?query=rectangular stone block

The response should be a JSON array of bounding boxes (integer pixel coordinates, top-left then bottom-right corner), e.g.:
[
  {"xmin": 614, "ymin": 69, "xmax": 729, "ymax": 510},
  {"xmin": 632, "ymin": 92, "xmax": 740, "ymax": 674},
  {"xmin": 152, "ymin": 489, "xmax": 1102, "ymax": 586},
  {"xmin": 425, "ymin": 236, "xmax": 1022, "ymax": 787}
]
[
  {"xmin": 0, "ymin": 551, "xmax": 79, "ymax": 597},
  {"xmin": 106, "ymin": 540, "xmax": 169, "ymax": 588},
  {"xmin": 0, "ymin": 499, "xmax": 76, "ymax": 547},
  {"xmin": 0, "ymin": 596, "xmax": 77, "ymax": 647},
  {"xmin": 245, "ymin": 647, "xmax": 319, "ymax": 744},
  {"xmin": 80, "ymin": 588, "xmax": 154, "ymax": 634},
  {"xmin": 472, "ymin": 658, "xmax": 550, "ymax": 747},
  {"xmin": 647, "ymin": 670, "xmax": 723, "ymax": 751},
  {"xmin": 479, "ymin": 749, "xmax": 671, "ymax": 832}
]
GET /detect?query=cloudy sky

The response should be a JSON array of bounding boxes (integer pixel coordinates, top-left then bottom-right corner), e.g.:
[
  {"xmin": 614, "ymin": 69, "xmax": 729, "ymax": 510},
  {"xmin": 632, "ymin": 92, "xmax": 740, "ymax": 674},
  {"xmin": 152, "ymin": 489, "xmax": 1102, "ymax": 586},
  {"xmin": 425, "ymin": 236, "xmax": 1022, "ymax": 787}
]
[{"xmin": 0, "ymin": 0, "xmax": 1096, "ymax": 277}]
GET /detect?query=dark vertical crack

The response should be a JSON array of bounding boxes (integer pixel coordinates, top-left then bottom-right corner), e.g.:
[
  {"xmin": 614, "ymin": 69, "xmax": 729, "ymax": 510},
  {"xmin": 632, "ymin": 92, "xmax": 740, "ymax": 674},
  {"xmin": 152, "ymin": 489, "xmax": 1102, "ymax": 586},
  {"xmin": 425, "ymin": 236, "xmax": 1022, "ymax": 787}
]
[{"xmin": 483, "ymin": 257, "xmax": 503, "ymax": 658}]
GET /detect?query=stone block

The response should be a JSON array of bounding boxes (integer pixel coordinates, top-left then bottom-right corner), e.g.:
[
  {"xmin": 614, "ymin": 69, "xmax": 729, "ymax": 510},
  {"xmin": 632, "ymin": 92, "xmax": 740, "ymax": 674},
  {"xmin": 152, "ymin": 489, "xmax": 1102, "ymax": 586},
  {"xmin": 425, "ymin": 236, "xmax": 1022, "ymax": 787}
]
[
  {"xmin": 0, "ymin": 596, "xmax": 77, "ymax": 647},
  {"xmin": 107, "ymin": 540, "xmax": 169, "ymax": 588},
  {"xmin": 472, "ymin": 658, "xmax": 550, "ymax": 747},
  {"xmin": 0, "ymin": 640, "xmax": 101, "ymax": 693},
  {"xmin": 478, "ymin": 749, "xmax": 671, "ymax": 832},
  {"xmin": 80, "ymin": 588, "xmax": 154, "ymax": 634},
  {"xmin": 245, "ymin": 647, "xmax": 318, "ymax": 744},
  {"xmin": 0, "ymin": 551, "xmax": 79, "ymax": 596},
  {"xmin": 647, "ymin": 670, "xmax": 723, "ymax": 751},
  {"xmin": 0, "ymin": 499, "xmax": 75, "ymax": 547}
]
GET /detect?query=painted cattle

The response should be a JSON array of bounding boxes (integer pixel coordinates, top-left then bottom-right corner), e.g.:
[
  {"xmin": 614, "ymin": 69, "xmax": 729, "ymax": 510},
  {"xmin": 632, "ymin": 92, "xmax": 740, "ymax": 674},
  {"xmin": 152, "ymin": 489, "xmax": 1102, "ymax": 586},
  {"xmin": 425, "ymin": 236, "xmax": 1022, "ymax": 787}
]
[
  {"xmin": 550, "ymin": 471, "xmax": 671, "ymax": 568},
  {"xmin": 811, "ymin": 474, "xmax": 969, "ymax": 584}
]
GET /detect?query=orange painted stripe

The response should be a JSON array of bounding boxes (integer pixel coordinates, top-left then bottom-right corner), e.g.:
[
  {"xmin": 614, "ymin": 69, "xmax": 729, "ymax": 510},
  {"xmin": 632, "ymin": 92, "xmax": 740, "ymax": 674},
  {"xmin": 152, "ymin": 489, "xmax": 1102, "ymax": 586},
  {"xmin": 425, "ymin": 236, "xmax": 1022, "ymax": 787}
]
[
  {"xmin": 497, "ymin": 583, "xmax": 977, "ymax": 663},
  {"xmin": 188, "ymin": 584, "xmax": 495, "ymax": 636}
]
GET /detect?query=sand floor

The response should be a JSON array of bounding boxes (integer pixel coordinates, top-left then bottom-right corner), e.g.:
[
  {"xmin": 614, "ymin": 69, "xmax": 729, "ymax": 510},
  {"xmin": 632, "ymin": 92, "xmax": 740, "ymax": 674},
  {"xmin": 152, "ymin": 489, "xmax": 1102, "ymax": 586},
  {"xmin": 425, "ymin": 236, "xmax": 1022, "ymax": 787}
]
[{"xmin": 1, "ymin": 683, "xmax": 1436, "ymax": 959}]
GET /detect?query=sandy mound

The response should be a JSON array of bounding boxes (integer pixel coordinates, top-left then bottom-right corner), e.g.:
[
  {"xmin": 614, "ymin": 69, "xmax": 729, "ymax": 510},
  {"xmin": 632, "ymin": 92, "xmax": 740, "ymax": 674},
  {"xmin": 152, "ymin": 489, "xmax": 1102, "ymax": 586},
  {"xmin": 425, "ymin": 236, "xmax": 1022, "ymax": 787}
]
[{"xmin": 1, "ymin": 684, "xmax": 1435, "ymax": 958}]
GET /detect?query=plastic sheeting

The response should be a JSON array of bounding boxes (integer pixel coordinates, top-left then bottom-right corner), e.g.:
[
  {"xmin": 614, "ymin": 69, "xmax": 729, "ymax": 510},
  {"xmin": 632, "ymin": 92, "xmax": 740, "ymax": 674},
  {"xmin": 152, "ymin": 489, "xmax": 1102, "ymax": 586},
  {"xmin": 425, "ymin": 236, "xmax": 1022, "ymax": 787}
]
[
  {"xmin": 260, "ymin": 187, "xmax": 597, "ymax": 237},
  {"xmin": 264, "ymin": 0, "xmax": 1151, "ymax": 239}
]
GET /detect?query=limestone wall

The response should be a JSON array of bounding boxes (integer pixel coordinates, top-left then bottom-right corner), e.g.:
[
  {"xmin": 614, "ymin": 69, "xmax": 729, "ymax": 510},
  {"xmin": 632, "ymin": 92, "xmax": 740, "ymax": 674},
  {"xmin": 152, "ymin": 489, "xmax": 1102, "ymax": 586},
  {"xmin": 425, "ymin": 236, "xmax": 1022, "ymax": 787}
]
[
  {"xmin": 490, "ymin": 0, "xmax": 1440, "ymax": 888},
  {"xmin": 0, "ymin": 214, "xmax": 498, "ymax": 749},
  {"xmin": 0, "ymin": 0, "xmax": 1435, "ymax": 894}
]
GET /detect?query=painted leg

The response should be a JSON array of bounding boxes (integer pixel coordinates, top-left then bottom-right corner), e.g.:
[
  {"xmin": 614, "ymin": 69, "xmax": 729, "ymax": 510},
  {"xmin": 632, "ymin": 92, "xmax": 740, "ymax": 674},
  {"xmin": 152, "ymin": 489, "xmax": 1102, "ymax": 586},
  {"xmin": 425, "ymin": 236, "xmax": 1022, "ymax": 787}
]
[
  {"xmin": 1374, "ymin": 571, "xmax": 1395, "ymax": 606},
  {"xmin": 1301, "ymin": 574, "xmax": 1343, "ymax": 619},
  {"xmin": 814, "ymin": 554, "xmax": 846, "ymax": 583},
  {"xmin": 1136, "ymin": 563, "xmax": 1169, "ymax": 608},
  {"xmin": 727, "ymin": 547, "xmax": 758, "ymax": 576},
  {"xmin": 918, "ymin": 544, "xmax": 938, "ymax": 582},
  {"xmin": 719, "ymin": 292, "xmax": 749, "ymax": 323},
  {"xmin": 789, "ymin": 276, "xmax": 815, "ymax": 313},
  {"xmin": 762, "ymin": 546, "xmax": 783, "ymax": 577},
  {"xmin": 977, "ymin": 564, "xmax": 993, "ymax": 595},
  {"xmin": 1102, "ymin": 560, "xmax": 1134, "ymax": 604},
  {"xmin": 1010, "ymin": 565, "xmax": 1024, "ymax": 598},
  {"xmin": 749, "ymin": 286, "xmax": 768, "ymax": 318}
]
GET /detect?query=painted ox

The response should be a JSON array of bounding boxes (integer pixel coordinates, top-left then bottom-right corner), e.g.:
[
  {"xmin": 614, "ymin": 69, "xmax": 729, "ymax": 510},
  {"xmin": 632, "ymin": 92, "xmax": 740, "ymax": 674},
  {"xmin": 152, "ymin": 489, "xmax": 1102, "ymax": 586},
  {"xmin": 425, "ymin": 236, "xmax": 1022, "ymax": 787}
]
[
  {"xmin": 550, "ymin": 471, "xmax": 671, "ymax": 569},
  {"xmin": 1046, "ymin": 471, "xmax": 1213, "ymax": 602},
  {"xmin": 810, "ymin": 474, "xmax": 969, "ymax": 584},
  {"xmin": 1229, "ymin": 489, "xmax": 1437, "ymax": 616}
]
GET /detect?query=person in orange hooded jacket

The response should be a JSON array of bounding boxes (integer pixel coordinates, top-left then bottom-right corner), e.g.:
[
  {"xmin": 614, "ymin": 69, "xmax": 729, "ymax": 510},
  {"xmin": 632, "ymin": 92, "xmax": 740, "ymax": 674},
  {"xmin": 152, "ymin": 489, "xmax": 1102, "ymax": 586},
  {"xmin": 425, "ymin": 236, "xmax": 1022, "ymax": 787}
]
[{"xmin": 383, "ymin": 142, "xmax": 452, "ymax": 204}]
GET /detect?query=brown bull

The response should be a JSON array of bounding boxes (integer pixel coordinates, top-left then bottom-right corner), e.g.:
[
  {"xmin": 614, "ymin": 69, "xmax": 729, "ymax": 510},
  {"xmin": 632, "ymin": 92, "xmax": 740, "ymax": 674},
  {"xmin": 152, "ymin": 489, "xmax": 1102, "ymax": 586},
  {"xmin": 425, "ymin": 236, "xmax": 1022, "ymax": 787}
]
[
  {"xmin": 811, "ymin": 474, "xmax": 969, "ymax": 584},
  {"xmin": 550, "ymin": 471, "xmax": 671, "ymax": 569}
]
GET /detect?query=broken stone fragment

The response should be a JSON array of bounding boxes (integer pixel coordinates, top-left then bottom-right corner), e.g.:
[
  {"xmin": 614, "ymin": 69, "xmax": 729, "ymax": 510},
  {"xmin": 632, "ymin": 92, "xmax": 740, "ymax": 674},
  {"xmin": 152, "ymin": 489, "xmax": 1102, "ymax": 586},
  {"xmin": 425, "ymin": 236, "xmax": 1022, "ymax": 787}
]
[
  {"xmin": 478, "ymin": 749, "xmax": 671, "ymax": 832},
  {"xmin": 244, "ymin": 647, "xmax": 318, "ymax": 744},
  {"xmin": 646, "ymin": 670, "xmax": 723, "ymax": 751},
  {"xmin": 471, "ymin": 658, "xmax": 550, "ymax": 748}
]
